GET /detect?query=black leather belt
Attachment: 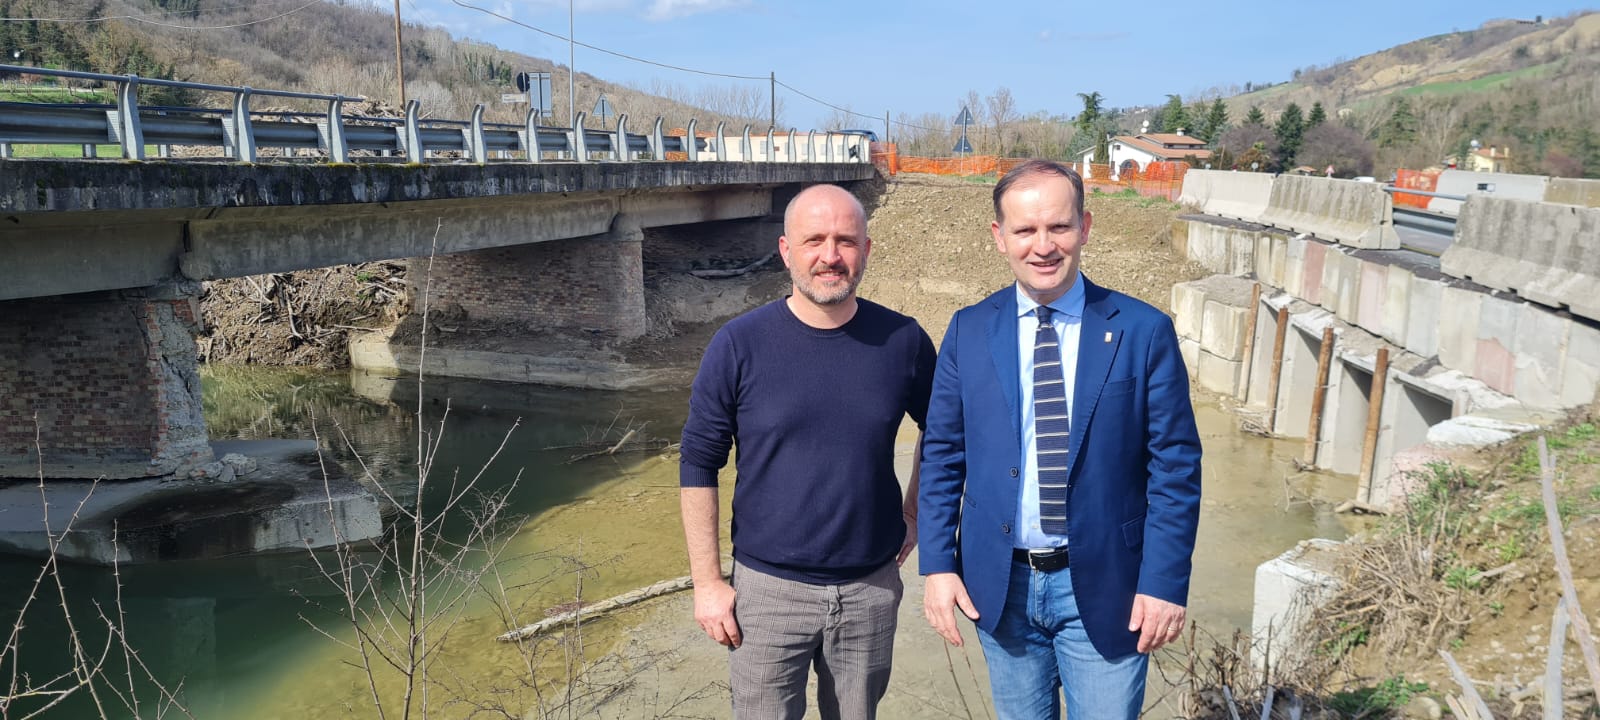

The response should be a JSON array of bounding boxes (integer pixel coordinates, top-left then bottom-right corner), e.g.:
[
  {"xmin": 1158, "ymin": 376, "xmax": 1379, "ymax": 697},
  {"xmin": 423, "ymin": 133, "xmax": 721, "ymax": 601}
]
[{"xmin": 1013, "ymin": 546, "xmax": 1069, "ymax": 572}]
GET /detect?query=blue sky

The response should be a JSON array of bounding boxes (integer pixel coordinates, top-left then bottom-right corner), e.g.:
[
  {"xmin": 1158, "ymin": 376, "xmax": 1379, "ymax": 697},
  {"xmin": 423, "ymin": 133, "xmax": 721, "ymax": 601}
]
[{"xmin": 396, "ymin": 0, "xmax": 1594, "ymax": 128}]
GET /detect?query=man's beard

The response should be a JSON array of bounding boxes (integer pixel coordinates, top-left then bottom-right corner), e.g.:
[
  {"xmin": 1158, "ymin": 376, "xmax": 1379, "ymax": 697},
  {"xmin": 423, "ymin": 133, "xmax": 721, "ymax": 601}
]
[{"xmin": 793, "ymin": 262, "xmax": 861, "ymax": 306}]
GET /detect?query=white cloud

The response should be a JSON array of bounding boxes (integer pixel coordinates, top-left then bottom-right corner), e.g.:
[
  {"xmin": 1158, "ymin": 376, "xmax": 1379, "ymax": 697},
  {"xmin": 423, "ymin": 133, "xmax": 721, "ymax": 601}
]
[
  {"xmin": 645, "ymin": 0, "xmax": 748, "ymax": 21},
  {"xmin": 1037, "ymin": 29, "xmax": 1051, "ymax": 43}
]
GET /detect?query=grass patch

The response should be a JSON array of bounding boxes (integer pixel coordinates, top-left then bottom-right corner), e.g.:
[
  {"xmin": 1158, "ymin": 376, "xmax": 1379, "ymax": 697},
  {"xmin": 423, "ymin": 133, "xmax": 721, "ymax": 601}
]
[
  {"xmin": 1328, "ymin": 676, "xmax": 1430, "ymax": 716},
  {"xmin": 959, "ymin": 173, "xmax": 998, "ymax": 185},
  {"xmin": 0, "ymin": 86, "xmax": 113, "ymax": 104},
  {"xmin": 1395, "ymin": 62, "xmax": 1560, "ymax": 98}
]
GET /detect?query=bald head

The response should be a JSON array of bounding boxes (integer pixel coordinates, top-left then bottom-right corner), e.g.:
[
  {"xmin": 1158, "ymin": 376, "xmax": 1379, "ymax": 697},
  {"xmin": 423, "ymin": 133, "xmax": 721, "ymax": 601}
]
[{"xmin": 785, "ymin": 184, "xmax": 867, "ymax": 237}]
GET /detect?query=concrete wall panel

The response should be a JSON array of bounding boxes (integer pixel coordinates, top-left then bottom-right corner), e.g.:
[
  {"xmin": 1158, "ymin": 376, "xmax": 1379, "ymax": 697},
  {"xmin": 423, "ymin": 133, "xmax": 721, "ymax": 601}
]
[
  {"xmin": 1405, "ymin": 276, "xmax": 1443, "ymax": 358},
  {"xmin": 1437, "ymin": 286, "xmax": 1482, "ymax": 374},
  {"xmin": 1300, "ymin": 241, "xmax": 1325, "ymax": 305},
  {"xmin": 1511, "ymin": 303, "xmax": 1568, "ymax": 409},
  {"xmin": 1563, "ymin": 321, "xmax": 1600, "ymax": 408},
  {"xmin": 1474, "ymin": 294, "xmax": 1520, "ymax": 395},
  {"xmin": 1259, "ymin": 175, "xmax": 1399, "ymax": 249},
  {"xmin": 1546, "ymin": 178, "xmax": 1600, "ymax": 208},
  {"xmin": 1429, "ymin": 169, "xmax": 1550, "ymax": 215},
  {"xmin": 1283, "ymin": 236, "xmax": 1306, "ymax": 297},
  {"xmin": 1356, "ymin": 260, "xmax": 1387, "ymax": 333},
  {"xmin": 1178, "ymin": 169, "xmax": 1273, "ymax": 223},
  {"xmin": 1381, "ymin": 265, "xmax": 1412, "ymax": 346},
  {"xmin": 1442, "ymin": 196, "xmax": 1600, "ymax": 322}
]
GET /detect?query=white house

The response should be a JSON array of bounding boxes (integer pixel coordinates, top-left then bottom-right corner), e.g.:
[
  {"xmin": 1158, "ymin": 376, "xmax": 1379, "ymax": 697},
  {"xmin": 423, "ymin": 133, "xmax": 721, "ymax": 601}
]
[{"xmin": 1080, "ymin": 130, "xmax": 1211, "ymax": 179}]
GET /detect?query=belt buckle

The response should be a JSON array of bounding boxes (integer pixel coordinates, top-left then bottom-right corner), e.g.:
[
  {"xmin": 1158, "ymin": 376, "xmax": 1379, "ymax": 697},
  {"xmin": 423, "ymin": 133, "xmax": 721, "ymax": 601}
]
[{"xmin": 1027, "ymin": 547, "xmax": 1068, "ymax": 572}]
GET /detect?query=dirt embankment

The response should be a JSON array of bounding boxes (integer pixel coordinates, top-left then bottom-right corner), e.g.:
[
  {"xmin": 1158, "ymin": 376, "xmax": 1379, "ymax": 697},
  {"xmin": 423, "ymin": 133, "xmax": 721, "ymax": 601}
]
[{"xmin": 198, "ymin": 261, "xmax": 409, "ymax": 367}]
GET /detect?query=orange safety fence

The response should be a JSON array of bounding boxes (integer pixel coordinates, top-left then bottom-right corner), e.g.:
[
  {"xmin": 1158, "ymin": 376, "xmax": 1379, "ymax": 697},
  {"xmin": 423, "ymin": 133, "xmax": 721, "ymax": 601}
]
[
  {"xmin": 1392, "ymin": 168, "xmax": 1439, "ymax": 209},
  {"xmin": 877, "ymin": 152, "xmax": 1190, "ymax": 202}
]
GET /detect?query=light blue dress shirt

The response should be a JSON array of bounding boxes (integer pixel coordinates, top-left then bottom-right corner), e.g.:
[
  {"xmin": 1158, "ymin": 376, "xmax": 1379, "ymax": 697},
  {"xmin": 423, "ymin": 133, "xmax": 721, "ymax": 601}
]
[{"xmin": 1014, "ymin": 273, "xmax": 1085, "ymax": 550}]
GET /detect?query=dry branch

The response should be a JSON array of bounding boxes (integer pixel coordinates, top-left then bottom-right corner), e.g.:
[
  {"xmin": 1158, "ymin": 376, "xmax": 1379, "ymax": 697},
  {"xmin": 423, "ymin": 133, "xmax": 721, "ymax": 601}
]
[
  {"xmin": 1538, "ymin": 436, "xmax": 1600, "ymax": 700},
  {"xmin": 498, "ymin": 562, "xmax": 732, "ymax": 642},
  {"xmin": 688, "ymin": 252, "xmax": 776, "ymax": 279}
]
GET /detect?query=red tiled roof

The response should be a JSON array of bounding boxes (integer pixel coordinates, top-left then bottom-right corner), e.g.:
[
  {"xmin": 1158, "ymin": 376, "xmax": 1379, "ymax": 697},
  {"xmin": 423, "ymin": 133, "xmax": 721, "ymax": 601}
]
[
  {"xmin": 1116, "ymin": 135, "xmax": 1212, "ymax": 160},
  {"xmin": 1138, "ymin": 133, "xmax": 1208, "ymax": 147}
]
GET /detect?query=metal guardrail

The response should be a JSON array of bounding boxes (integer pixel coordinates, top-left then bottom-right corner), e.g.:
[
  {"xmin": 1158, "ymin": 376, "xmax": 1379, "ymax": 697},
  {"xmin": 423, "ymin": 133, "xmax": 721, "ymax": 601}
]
[{"xmin": 0, "ymin": 64, "xmax": 868, "ymax": 165}]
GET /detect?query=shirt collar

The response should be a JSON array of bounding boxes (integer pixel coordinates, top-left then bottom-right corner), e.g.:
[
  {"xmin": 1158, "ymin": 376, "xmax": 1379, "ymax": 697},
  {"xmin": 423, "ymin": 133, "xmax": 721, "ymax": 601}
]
[{"xmin": 1014, "ymin": 272, "xmax": 1086, "ymax": 319}]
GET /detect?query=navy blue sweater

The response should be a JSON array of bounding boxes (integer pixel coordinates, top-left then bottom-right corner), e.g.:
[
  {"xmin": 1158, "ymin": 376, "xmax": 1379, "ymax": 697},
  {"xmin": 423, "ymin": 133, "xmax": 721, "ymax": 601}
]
[{"xmin": 680, "ymin": 298, "xmax": 936, "ymax": 583}]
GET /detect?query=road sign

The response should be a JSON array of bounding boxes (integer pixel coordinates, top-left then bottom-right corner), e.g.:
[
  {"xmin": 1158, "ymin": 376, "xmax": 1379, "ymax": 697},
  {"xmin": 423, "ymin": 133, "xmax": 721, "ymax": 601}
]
[
  {"xmin": 517, "ymin": 72, "xmax": 553, "ymax": 116},
  {"xmin": 593, "ymin": 94, "xmax": 615, "ymax": 128},
  {"xmin": 501, "ymin": 93, "xmax": 522, "ymax": 104},
  {"xmin": 953, "ymin": 134, "xmax": 973, "ymax": 154},
  {"xmin": 954, "ymin": 106, "xmax": 974, "ymax": 126}
]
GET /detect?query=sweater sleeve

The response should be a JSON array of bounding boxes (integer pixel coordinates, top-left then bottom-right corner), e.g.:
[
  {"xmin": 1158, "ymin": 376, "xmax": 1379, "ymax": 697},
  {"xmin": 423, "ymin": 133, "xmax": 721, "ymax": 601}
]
[{"xmin": 679, "ymin": 326, "xmax": 739, "ymax": 488}]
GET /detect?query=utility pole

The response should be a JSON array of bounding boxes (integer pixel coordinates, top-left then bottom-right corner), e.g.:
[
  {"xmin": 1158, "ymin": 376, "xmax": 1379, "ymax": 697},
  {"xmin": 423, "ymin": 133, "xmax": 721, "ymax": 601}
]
[
  {"xmin": 568, "ymin": 0, "xmax": 576, "ymax": 129},
  {"xmin": 392, "ymin": 0, "xmax": 406, "ymax": 107},
  {"xmin": 769, "ymin": 71, "xmax": 776, "ymax": 131}
]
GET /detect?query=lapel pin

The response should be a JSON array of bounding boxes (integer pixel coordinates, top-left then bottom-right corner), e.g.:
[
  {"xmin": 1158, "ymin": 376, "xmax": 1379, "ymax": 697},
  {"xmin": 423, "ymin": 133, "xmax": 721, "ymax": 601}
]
[{"xmin": 1104, "ymin": 331, "xmax": 1112, "ymax": 343}]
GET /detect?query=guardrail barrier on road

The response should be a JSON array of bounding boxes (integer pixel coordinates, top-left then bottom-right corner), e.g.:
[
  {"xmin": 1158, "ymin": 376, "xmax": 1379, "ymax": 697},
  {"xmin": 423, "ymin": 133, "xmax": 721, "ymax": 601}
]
[
  {"xmin": 0, "ymin": 64, "xmax": 868, "ymax": 165},
  {"xmin": 1442, "ymin": 194, "xmax": 1600, "ymax": 323}
]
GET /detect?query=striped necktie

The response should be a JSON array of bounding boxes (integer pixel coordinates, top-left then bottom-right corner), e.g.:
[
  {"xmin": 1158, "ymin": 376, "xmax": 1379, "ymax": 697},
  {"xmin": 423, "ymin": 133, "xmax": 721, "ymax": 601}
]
[{"xmin": 1033, "ymin": 306, "xmax": 1070, "ymax": 536}]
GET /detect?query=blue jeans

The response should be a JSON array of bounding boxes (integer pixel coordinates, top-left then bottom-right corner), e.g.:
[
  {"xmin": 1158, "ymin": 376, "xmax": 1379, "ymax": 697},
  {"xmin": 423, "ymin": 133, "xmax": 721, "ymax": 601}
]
[{"xmin": 975, "ymin": 559, "xmax": 1148, "ymax": 720}]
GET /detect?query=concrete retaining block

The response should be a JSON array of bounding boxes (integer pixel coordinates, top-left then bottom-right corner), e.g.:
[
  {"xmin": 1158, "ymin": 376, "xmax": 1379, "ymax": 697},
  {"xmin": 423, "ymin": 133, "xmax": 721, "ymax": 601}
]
[
  {"xmin": 1405, "ymin": 276, "xmax": 1443, "ymax": 358},
  {"xmin": 1169, "ymin": 219, "xmax": 1190, "ymax": 258},
  {"xmin": 1441, "ymin": 196, "xmax": 1600, "ymax": 322},
  {"xmin": 1429, "ymin": 169, "xmax": 1550, "ymax": 215},
  {"xmin": 1317, "ymin": 247, "xmax": 1346, "ymax": 315},
  {"xmin": 1258, "ymin": 175, "xmax": 1400, "ymax": 249},
  {"xmin": 1334, "ymin": 254, "xmax": 1361, "ymax": 323},
  {"xmin": 1201, "ymin": 298, "xmax": 1249, "ymax": 360},
  {"xmin": 1197, "ymin": 350, "xmax": 1243, "ymax": 397},
  {"xmin": 1427, "ymin": 414, "xmax": 1538, "ymax": 447},
  {"xmin": 1546, "ymin": 178, "xmax": 1600, "ymax": 208},
  {"xmin": 1437, "ymin": 286, "xmax": 1483, "ymax": 375},
  {"xmin": 1172, "ymin": 282, "xmax": 1205, "ymax": 342},
  {"xmin": 1178, "ymin": 169, "xmax": 1274, "ymax": 223},
  {"xmin": 1252, "ymin": 539, "xmax": 1343, "ymax": 671},
  {"xmin": 1185, "ymin": 223, "xmax": 1226, "ymax": 273},
  {"xmin": 1511, "ymin": 303, "xmax": 1568, "ymax": 409},
  {"xmin": 1253, "ymin": 232, "xmax": 1288, "ymax": 288},
  {"xmin": 1179, "ymin": 337, "xmax": 1200, "ymax": 378}
]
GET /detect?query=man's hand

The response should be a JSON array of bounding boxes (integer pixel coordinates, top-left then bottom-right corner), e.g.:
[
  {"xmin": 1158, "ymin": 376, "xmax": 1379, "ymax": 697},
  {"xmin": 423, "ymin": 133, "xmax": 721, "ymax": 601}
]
[
  {"xmin": 1128, "ymin": 593, "xmax": 1186, "ymax": 654},
  {"xmin": 923, "ymin": 572, "xmax": 979, "ymax": 646},
  {"xmin": 693, "ymin": 577, "xmax": 740, "ymax": 648},
  {"xmin": 896, "ymin": 511, "xmax": 917, "ymax": 567}
]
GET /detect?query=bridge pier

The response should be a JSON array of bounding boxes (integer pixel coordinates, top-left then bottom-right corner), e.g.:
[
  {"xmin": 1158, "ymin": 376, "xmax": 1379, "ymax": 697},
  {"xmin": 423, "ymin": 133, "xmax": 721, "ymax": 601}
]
[
  {"xmin": 0, "ymin": 283, "xmax": 213, "ymax": 480},
  {"xmin": 416, "ymin": 213, "xmax": 647, "ymax": 340}
]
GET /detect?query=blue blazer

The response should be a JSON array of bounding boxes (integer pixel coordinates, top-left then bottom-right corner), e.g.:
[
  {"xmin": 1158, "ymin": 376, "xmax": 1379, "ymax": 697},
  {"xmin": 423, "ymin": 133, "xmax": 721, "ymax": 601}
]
[{"xmin": 918, "ymin": 279, "xmax": 1202, "ymax": 659}]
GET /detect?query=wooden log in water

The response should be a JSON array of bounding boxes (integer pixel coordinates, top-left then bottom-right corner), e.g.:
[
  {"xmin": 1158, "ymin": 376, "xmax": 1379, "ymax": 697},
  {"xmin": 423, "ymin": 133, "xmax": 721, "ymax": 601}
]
[{"xmin": 497, "ymin": 561, "xmax": 732, "ymax": 642}]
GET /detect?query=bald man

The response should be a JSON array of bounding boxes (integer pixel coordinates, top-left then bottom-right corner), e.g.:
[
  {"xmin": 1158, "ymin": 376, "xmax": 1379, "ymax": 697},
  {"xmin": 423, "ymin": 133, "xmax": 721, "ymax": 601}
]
[{"xmin": 679, "ymin": 184, "xmax": 936, "ymax": 719}]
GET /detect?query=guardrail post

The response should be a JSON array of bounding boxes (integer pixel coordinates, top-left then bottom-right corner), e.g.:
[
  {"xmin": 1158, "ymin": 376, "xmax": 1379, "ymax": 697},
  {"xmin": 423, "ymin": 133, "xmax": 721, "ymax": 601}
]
[
  {"xmin": 825, "ymin": 132, "xmax": 834, "ymax": 163},
  {"xmin": 808, "ymin": 130, "xmax": 818, "ymax": 162},
  {"xmin": 741, "ymin": 124, "xmax": 752, "ymax": 161},
  {"xmin": 228, "ymin": 87, "xmax": 256, "ymax": 162},
  {"xmin": 323, "ymin": 97, "xmax": 349, "ymax": 162},
  {"xmin": 0, "ymin": 143, "xmax": 11, "ymax": 159},
  {"xmin": 714, "ymin": 121, "xmax": 727, "ymax": 161},
  {"xmin": 466, "ymin": 103, "xmax": 487, "ymax": 163},
  {"xmin": 765, "ymin": 127, "xmax": 775, "ymax": 162},
  {"xmin": 115, "ymin": 74, "xmax": 146, "ymax": 160},
  {"xmin": 685, "ymin": 119, "xmax": 698, "ymax": 162},
  {"xmin": 787, "ymin": 128, "xmax": 797, "ymax": 162},
  {"xmin": 651, "ymin": 117, "xmax": 665, "ymax": 161},
  {"xmin": 572, "ymin": 111, "xmax": 589, "ymax": 161},
  {"xmin": 522, "ymin": 108, "xmax": 542, "ymax": 163},
  {"xmin": 614, "ymin": 113, "xmax": 629, "ymax": 161},
  {"xmin": 403, "ymin": 99, "xmax": 422, "ymax": 161},
  {"xmin": 82, "ymin": 144, "xmax": 97, "ymax": 159}
]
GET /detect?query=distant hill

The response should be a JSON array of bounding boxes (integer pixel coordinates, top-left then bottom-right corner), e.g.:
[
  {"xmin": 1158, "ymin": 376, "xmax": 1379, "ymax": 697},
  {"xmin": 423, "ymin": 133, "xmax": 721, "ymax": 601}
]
[
  {"xmin": 1215, "ymin": 11, "xmax": 1600, "ymax": 174},
  {"xmin": 0, "ymin": 0, "xmax": 776, "ymax": 131}
]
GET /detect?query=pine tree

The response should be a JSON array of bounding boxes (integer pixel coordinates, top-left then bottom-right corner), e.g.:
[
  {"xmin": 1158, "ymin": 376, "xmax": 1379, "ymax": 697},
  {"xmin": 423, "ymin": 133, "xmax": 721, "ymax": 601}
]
[
  {"xmin": 1379, "ymin": 97, "xmax": 1418, "ymax": 148},
  {"xmin": 1161, "ymin": 94, "xmax": 1190, "ymax": 133},
  {"xmin": 1307, "ymin": 102, "xmax": 1327, "ymax": 129},
  {"xmin": 1245, "ymin": 105, "xmax": 1266, "ymax": 127},
  {"xmin": 1200, "ymin": 99, "xmax": 1229, "ymax": 143},
  {"xmin": 1274, "ymin": 103, "xmax": 1306, "ymax": 166}
]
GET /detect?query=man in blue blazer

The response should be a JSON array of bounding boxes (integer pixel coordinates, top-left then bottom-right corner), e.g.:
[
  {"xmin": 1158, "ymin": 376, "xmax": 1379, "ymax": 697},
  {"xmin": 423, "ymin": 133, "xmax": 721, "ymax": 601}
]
[{"xmin": 918, "ymin": 159, "xmax": 1202, "ymax": 719}]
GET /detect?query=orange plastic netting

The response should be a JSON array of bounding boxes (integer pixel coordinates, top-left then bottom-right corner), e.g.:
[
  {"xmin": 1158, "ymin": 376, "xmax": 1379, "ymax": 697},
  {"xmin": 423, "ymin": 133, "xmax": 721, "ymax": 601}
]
[
  {"xmin": 1392, "ymin": 168, "xmax": 1440, "ymax": 209},
  {"xmin": 875, "ymin": 152, "xmax": 1189, "ymax": 201}
]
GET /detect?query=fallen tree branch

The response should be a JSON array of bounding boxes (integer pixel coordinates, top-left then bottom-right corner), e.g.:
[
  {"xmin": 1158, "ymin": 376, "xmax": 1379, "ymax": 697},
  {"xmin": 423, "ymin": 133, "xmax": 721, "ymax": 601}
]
[
  {"xmin": 688, "ymin": 252, "xmax": 776, "ymax": 279},
  {"xmin": 497, "ymin": 562, "xmax": 732, "ymax": 642},
  {"xmin": 1538, "ymin": 436, "xmax": 1600, "ymax": 700}
]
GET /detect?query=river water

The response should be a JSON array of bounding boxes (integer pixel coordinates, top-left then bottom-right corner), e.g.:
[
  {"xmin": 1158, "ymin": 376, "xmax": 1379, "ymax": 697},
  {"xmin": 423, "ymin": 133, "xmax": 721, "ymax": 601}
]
[{"xmin": 0, "ymin": 365, "xmax": 1364, "ymax": 718}]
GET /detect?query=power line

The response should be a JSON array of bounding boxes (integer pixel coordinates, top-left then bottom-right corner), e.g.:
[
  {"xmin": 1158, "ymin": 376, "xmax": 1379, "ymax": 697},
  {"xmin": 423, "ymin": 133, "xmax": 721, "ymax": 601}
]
[
  {"xmin": 448, "ymin": 0, "xmax": 766, "ymax": 81},
  {"xmin": 774, "ymin": 78, "xmax": 935, "ymax": 132}
]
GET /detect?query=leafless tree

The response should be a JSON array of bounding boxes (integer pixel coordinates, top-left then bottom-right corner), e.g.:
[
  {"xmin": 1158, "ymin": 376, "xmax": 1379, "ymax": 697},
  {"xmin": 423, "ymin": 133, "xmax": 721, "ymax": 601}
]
[{"xmin": 985, "ymin": 87, "xmax": 1019, "ymax": 155}]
